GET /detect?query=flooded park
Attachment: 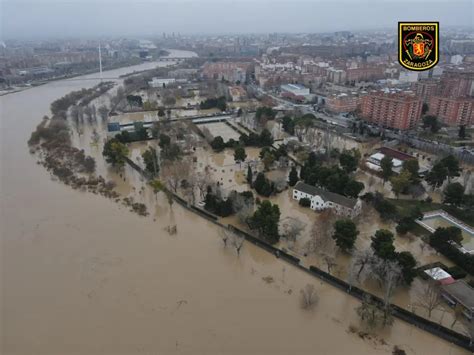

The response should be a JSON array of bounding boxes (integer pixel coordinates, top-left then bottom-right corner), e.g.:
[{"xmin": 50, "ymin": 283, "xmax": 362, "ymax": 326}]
[{"xmin": 0, "ymin": 51, "xmax": 470, "ymax": 354}]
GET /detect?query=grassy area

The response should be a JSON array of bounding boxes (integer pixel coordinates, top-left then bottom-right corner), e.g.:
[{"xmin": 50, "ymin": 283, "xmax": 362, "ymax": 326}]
[{"xmin": 388, "ymin": 198, "xmax": 474, "ymax": 227}]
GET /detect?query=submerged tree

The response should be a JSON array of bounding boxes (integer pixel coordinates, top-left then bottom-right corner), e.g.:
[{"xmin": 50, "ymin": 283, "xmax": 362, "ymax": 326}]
[{"xmin": 300, "ymin": 284, "xmax": 319, "ymax": 310}]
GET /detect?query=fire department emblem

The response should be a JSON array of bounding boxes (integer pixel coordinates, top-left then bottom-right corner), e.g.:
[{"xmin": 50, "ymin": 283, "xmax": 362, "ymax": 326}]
[{"xmin": 398, "ymin": 22, "xmax": 439, "ymax": 71}]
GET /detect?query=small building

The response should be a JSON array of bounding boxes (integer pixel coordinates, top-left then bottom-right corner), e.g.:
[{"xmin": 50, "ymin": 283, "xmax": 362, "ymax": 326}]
[
  {"xmin": 292, "ymin": 181, "xmax": 361, "ymax": 218},
  {"xmin": 366, "ymin": 152, "xmax": 403, "ymax": 173},
  {"xmin": 441, "ymin": 280, "xmax": 474, "ymax": 320},
  {"xmin": 365, "ymin": 147, "xmax": 417, "ymax": 173},
  {"xmin": 149, "ymin": 78, "xmax": 176, "ymax": 88},
  {"xmin": 280, "ymin": 84, "xmax": 310, "ymax": 97},
  {"xmin": 423, "ymin": 267, "xmax": 455, "ymax": 285}
]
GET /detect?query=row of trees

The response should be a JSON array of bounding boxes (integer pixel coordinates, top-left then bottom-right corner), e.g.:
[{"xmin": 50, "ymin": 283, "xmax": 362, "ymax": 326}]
[
  {"xmin": 209, "ymin": 129, "xmax": 274, "ymax": 152},
  {"xmin": 300, "ymin": 152, "xmax": 364, "ymax": 198}
]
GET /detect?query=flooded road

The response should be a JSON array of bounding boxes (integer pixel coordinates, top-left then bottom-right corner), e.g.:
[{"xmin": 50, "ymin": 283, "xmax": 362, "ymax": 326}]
[{"xmin": 0, "ymin": 52, "xmax": 469, "ymax": 354}]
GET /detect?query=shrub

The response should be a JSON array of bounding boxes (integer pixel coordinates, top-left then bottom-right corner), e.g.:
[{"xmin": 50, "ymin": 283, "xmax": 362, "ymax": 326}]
[{"xmin": 447, "ymin": 265, "xmax": 467, "ymax": 279}]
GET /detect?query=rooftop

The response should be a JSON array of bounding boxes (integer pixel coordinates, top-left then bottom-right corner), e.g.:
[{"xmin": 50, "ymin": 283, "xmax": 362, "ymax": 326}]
[
  {"xmin": 281, "ymin": 83, "xmax": 307, "ymax": 90},
  {"xmin": 441, "ymin": 280, "xmax": 474, "ymax": 310},
  {"xmin": 294, "ymin": 182, "xmax": 358, "ymax": 209}
]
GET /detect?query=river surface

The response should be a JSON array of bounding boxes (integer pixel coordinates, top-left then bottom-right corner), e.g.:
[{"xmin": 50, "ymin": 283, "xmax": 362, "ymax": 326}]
[{"xmin": 0, "ymin": 50, "xmax": 469, "ymax": 354}]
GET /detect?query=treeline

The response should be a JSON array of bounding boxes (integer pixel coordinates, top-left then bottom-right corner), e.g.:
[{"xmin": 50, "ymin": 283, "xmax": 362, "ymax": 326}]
[
  {"xmin": 200, "ymin": 96, "xmax": 227, "ymax": 111},
  {"xmin": 50, "ymin": 82, "xmax": 114, "ymax": 118},
  {"xmin": 210, "ymin": 128, "xmax": 274, "ymax": 151}
]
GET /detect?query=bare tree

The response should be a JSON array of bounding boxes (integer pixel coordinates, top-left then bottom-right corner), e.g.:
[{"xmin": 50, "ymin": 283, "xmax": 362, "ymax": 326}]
[
  {"xmin": 356, "ymin": 295, "xmax": 393, "ymax": 330},
  {"xmin": 305, "ymin": 210, "xmax": 337, "ymax": 255},
  {"xmin": 351, "ymin": 249, "xmax": 375, "ymax": 282},
  {"xmin": 219, "ymin": 229, "xmax": 231, "ymax": 247},
  {"xmin": 450, "ymin": 303, "xmax": 465, "ymax": 329},
  {"xmin": 322, "ymin": 250, "xmax": 337, "ymax": 275},
  {"xmin": 231, "ymin": 233, "xmax": 245, "ymax": 256},
  {"xmin": 195, "ymin": 170, "xmax": 211, "ymax": 200},
  {"xmin": 300, "ymin": 284, "xmax": 319, "ymax": 310},
  {"xmin": 161, "ymin": 159, "xmax": 191, "ymax": 193},
  {"xmin": 370, "ymin": 258, "xmax": 402, "ymax": 307},
  {"xmin": 282, "ymin": 217, "xmax": 306, "ymax": 244},
  {"xmin": 414, "ymin": 280, "xmax": 442, "ymax": 318},
  {"xmin": 98, "ymin": 105, "xmax": 109, "ymax": 120}
]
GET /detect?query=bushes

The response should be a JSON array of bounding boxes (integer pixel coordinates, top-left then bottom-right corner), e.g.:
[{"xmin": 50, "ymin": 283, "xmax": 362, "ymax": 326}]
[
  {"xmin": 200, "ymin": 96, "xmax": 227, "ymax": 111},
  {"xmin": 299, "ymin": 197, "xmax": 311, "ymax": 207},
  {"xmin": 204, "ymin": 189, "xmax": 254, "ymax": 217},
  {"xmin": 239, "ymin": 129, "xmax": 274, "ymax": 147},
  {"xmin": 447, "ymin": 266, "xmax": 467, "ymax": 279}
]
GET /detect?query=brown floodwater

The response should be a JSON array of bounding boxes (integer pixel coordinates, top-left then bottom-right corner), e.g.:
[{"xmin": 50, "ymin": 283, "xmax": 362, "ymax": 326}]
[{"xmin": 0, "ymin": 53, "xmax": 470, "ymax": 354}]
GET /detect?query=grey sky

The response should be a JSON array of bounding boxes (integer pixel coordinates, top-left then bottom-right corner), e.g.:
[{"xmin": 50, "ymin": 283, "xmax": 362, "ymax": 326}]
[{"xmin": 1, "ymin": 0, "xmax": 473, "ymax": 39}]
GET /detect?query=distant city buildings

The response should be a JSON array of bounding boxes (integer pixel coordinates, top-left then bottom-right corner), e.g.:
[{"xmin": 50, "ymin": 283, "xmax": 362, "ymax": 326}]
[
  {"xmin": 415, "ymin": 80, "xmax": 439, "ymax": 103},
  {"xmin": 229, "ymin": 85, "xmax": 247, "ymax": 101},
  {"xmin": 325, "ymin": 93, "xmax": 360, "ymax": 113},
  {"xmin": 201, "ymin": 62, "xmax": 251, "ymax": 83},
  {"xmin": 360, "ymin": 92, "xmax": 423, "ymax": 130}
]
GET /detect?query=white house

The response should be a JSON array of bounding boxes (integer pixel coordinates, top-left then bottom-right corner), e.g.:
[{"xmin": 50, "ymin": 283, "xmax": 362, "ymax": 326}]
[{"xmin": 292, "ymin": 182, "xmax": 361, "ymax": 218}]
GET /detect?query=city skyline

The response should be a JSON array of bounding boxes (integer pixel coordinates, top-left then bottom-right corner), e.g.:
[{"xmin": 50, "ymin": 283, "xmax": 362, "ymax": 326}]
[{"xmin": 1, "ymin": 0, "xmax": 473, "ymax": 39}]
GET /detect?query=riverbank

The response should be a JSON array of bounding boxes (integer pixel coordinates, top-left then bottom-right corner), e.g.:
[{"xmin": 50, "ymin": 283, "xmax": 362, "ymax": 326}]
[{"xmin": 1, "ymin": 54, "xmax": 470, "ymax": 355}]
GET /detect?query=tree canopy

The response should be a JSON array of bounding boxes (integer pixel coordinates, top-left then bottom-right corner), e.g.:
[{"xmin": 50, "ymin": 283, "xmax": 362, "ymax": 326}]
[
  {"xmin": 332, "ymin": 219, "xmax": 359, "ymax": 252},
  {"xmin": 249, "ymin": 200, "xmax": 281, "ymax": 244}
]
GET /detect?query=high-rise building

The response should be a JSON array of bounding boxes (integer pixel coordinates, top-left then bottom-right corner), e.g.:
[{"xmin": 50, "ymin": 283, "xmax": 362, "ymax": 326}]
[
  {"xmin": 360, "ymin": 92, "xmax": 423, "ymax": 130},
  {"xmin": 415, "ymin": 80, "xmax": 439, "ymax": 102},
  {"xmin": 428, "ymin": 96, "xmax": 474, "ymax": 126},
  {"xmin": 439, "ymin": 69, "xmax": 474, "ymax": 98}
]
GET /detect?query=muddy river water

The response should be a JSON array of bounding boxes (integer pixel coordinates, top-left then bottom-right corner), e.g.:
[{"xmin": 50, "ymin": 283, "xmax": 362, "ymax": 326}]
[{"xmin": 0, "ymin": 51, "xmax": 469, "ymax": 354}]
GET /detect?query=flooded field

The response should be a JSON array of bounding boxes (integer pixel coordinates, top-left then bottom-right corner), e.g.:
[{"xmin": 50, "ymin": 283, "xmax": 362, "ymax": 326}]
[
  {"xmin": 0, "ymin": 53, "xmax": 470, "ymax": 354},
  {"xmin": 199, "ymin": 121, "xmax": 241, "ymax": 142}
]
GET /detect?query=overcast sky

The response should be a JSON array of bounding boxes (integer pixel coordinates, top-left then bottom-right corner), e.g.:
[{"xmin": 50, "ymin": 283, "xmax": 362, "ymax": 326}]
[{"xmin": 1, "ymin": 0, "xmax": 473, "ymax": 39}]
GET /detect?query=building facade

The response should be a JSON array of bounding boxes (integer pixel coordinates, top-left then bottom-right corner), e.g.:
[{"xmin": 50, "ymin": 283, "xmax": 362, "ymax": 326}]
[
  {"xmin": 292, "ymin": 182, "xmax": 361, "ymax": 218},
  {"xmin": 428, "ymin": 96, "xmax": 474, "ymax": 126},
  {"xmin": 360, "ymin": 92, "xmax": 423, "ymax": 130}
]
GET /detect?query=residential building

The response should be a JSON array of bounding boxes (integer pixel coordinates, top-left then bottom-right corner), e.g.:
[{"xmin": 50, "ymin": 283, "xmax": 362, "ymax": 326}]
[
  {"xmin": 415, "ymin": 80, "xmax": 439, "ymax": 102},
  {"xmin": 325, "ymin": 93, "xmax": 360, "ymax": 113},
  {"xmin": 346, "ymin": 66, "xmax": 385, "ymax": 83},
  {"xmin": 360, "ymin": 92, "xmax": 423, "ymax": 130},
  {"xmin": 428, "ymin": 96, "xmax": 474, "ymax": 126},
  {"xmin": 292, "ymin": 182, "xmax": 361, "ymax": 218},
  {"xmin": 202, "ymin": 61, "xmax": 251, "ymax": 83},
  {"xmin": 439, "ymin": 69, "xmax": 474, "ymax": 98}
]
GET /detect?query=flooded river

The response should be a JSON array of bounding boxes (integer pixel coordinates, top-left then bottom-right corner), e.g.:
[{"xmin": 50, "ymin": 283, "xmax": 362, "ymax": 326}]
[{"xmin": 0, "ymin": 51, "xmax": 469, "ymax": 354}]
